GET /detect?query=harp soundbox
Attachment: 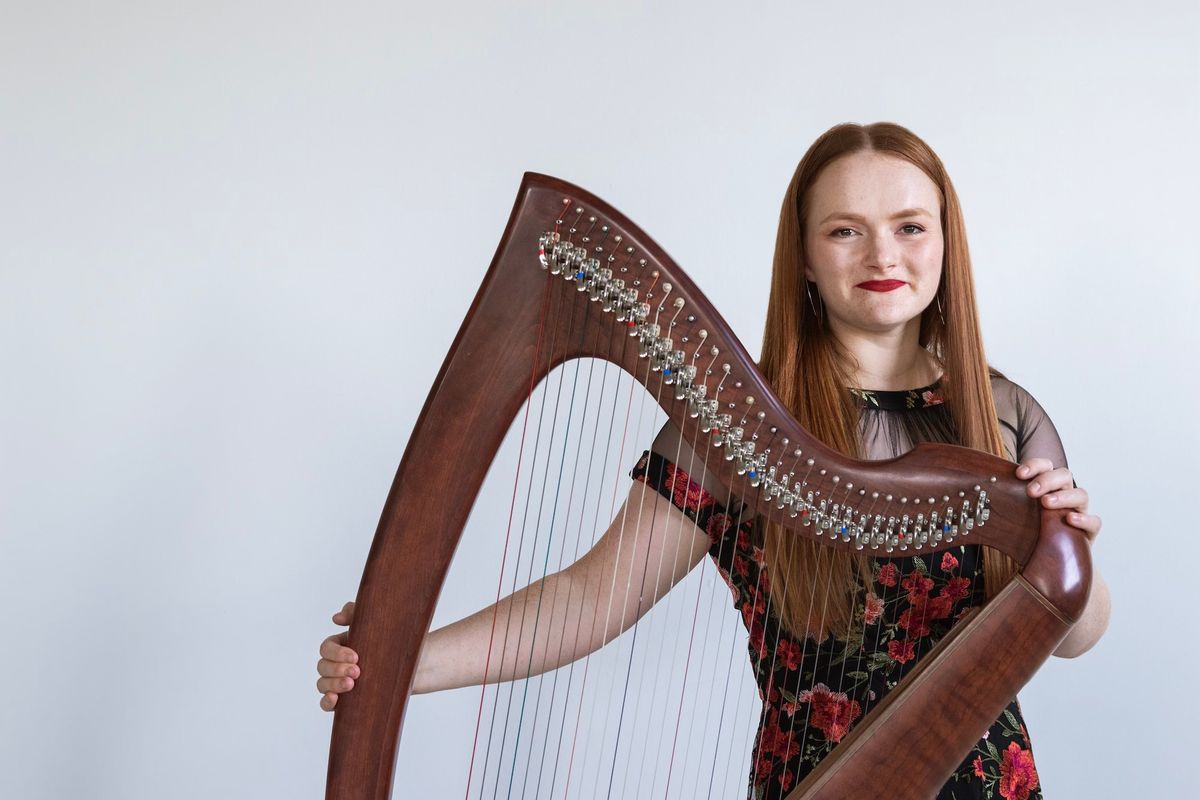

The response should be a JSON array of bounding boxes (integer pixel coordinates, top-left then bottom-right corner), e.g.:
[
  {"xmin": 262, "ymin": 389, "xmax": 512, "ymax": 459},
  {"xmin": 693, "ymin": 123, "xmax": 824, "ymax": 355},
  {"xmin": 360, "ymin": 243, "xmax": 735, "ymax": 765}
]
[{"xmin": 324, "ymin": 172, "xmax": 1091, "ymax": 799}]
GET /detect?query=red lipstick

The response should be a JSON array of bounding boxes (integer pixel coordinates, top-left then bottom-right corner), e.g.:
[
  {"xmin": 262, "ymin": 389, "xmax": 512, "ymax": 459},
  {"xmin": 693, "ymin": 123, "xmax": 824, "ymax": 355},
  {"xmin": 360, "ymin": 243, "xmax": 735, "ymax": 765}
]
[{"xmin": 857, "ymin": 280, "xmax": 905, "ymax": 292}]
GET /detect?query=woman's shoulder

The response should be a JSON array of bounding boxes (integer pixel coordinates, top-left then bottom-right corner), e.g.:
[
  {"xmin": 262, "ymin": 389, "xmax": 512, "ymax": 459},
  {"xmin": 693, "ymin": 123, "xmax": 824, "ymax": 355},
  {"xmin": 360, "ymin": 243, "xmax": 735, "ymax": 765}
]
[
  {"xmin": 987, "ymin": 369, "xmax": 1049, "ymax": 423},
  {"xmin": 987, "ymin": 369, "xmax": 1066, "ymax": 466}
]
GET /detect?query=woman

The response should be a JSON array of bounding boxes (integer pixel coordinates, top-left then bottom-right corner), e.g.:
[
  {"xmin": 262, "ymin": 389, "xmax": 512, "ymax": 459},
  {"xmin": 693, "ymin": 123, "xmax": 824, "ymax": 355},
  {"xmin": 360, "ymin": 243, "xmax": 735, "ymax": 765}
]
[{"xmin": 317, "ymin": 122, "xmax": 1110, "ymax": 799}]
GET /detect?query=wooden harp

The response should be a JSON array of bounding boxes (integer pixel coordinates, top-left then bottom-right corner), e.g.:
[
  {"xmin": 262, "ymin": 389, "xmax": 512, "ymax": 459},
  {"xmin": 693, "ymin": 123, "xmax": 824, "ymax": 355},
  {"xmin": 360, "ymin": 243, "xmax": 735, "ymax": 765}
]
[{"xmin": 324, "ymin": 172, "xmax": 1091, "ymax": 799}]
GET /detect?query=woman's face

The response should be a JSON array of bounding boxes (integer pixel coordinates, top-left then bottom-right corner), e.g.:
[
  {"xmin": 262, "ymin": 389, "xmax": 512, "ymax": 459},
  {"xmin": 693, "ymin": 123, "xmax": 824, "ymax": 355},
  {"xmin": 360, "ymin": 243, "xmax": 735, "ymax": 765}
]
[{"xmin": 803, "ymin": 151, "xmax": 944, "ymax": 336}]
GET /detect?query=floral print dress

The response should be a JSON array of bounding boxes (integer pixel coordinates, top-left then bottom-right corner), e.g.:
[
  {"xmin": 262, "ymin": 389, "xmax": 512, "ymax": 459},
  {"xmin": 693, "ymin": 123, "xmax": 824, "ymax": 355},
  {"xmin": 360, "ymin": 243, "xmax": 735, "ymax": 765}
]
[{"xmin": 631, "ymin": 374, "xmax": 1067, "ymax": 800}]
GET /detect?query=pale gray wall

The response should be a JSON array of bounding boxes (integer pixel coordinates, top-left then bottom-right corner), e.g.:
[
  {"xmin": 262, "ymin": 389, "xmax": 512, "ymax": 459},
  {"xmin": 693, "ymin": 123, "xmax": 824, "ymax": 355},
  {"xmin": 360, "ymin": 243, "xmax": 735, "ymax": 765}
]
[{"xmin": 2, "ymin": 1, "xmax": 1196, "ymax": 797}]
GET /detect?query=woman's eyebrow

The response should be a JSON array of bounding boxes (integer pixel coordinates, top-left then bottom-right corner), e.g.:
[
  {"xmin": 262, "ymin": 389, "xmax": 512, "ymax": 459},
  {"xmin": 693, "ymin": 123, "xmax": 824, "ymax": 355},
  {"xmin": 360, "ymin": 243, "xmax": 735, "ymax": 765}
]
[{"xmin": 818, "ymin": 207, "xmax": 934, "ymax": 224}]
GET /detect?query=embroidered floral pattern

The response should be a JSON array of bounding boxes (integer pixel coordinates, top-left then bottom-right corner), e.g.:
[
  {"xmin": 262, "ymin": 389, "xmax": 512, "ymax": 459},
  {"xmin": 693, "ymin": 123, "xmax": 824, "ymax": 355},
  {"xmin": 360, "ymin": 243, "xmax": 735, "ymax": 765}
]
[
  {"xmin": 961, "ymin": 726, "xmax": 1042, "ymax": 799},
  {"xmin": 849, "ymin": 379, "xmax": 946, "ymax": 411},
  {"xmin": 794, "ymin": 683, "xmax": 862, "ymax": 743},
  {"xmin": 631, "ymin": 448, "xmax": 1043, "ymax": 800}
]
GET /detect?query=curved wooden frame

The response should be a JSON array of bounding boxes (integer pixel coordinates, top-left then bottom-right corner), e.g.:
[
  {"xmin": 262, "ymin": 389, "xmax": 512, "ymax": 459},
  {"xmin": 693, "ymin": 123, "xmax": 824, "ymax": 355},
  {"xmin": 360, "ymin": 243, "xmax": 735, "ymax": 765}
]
[{"xmin": 324, "ymin": 173, "xmax": 1091, "ymax": 799}]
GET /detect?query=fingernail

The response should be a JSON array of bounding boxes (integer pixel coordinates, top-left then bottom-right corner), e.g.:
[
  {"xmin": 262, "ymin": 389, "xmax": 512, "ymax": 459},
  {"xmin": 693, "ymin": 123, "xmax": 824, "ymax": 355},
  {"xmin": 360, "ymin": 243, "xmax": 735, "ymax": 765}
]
[{"xmin": 1030, "ymin": 482, "xmax": 1040, "ymax": 492}]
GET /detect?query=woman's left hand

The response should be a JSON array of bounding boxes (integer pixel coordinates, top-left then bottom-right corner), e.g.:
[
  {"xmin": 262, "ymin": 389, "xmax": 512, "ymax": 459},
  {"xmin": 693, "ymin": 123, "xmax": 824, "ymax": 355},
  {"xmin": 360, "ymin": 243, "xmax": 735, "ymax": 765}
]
[{"xmin": 1016, "ymin": 458, "xmax": 1102, "ymax": 544}]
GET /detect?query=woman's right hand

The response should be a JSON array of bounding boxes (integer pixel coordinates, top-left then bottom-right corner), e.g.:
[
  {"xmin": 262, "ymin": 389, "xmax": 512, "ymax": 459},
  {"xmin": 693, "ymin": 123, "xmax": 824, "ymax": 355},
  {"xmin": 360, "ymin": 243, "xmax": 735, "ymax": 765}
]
[{"xmin": 317, "ymin": 601, "xmax": 360, "ymax": 712}]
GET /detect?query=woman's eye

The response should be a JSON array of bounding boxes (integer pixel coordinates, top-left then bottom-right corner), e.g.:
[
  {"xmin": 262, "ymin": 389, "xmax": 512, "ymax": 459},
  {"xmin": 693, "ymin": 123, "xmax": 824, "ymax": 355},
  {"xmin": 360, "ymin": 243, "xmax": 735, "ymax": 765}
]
[
  {"xmin": 900, "ymin": 224, "xmax": 924, "ymax": 234},
  {"xmin": 832, "ymin": 228, "xmax": 855, "ymax": 238}
]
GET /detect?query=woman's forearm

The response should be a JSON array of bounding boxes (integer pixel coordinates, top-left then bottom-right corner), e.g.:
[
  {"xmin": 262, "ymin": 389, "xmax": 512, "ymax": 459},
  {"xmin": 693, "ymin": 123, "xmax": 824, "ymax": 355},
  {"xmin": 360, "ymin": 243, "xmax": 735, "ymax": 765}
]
[
  {"xmin": 1051, "ymin": 565, "xmax": 1110, "ymax": 658},
  {"xmin": 411, "ymin": 568, "xmax": 608, "ymax": 694}
]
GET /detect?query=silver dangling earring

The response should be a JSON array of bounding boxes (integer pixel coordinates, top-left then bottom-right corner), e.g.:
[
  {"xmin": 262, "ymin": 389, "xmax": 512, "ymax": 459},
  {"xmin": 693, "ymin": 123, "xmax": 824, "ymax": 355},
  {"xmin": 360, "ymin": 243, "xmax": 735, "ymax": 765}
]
[
  {"xmin": 936, "ymin": 292, "xmax": 945, "ymax": 326},
  {"xmin": 806, "ymin": 280, "xmax": 824, "ymax": 324}
]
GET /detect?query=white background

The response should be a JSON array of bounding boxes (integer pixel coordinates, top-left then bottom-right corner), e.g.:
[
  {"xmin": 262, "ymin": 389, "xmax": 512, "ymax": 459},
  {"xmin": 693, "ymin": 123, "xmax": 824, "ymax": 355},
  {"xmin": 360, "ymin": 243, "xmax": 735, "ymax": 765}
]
[{"xmin": 2, "ymin": 1, "xmax": 1196, "ymax": 797}]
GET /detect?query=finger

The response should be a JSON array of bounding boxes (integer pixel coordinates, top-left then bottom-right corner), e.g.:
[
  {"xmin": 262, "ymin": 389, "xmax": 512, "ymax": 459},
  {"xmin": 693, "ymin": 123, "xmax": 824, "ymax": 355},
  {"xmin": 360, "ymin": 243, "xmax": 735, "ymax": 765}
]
[
  {"xmin": 317, "ymin": 657, "xmax": 361, "ymax": 679},
  {"xmin": 319, "ymin": 633, "xmax": 357, "ymax": 662},
  {"xmin": 1066, "ymin": 511, "xmax": 1101, "ymax": 540},
  {"xmin": 1026, "ymin": 467, "xmax": 1074, "ymax": 497},
  {"xmin": 1041, "ymin": 487, "xmax": 1089, "ymax": 511},
  {"xmin": 319, "ymin": 632, "xmax": 347, "ymax": 657},
  {"xmin": 321, "ymin": 693, "xmax": 337, "ymax": 712},
  {"xmin": 1016, "ymin": 458, "xmax": 1053, "ymax": 479},
  {"xmin": 317, "ymin": 674, "xmax": 357, "ymax": 694}
]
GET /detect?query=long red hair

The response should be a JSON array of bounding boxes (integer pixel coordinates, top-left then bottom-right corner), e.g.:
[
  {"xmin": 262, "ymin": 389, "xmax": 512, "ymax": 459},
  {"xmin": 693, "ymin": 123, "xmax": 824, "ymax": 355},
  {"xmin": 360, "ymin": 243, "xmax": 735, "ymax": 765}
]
[{"xmin": 759, "ymin": 122, "xmax": 1014, "ymax": 639}]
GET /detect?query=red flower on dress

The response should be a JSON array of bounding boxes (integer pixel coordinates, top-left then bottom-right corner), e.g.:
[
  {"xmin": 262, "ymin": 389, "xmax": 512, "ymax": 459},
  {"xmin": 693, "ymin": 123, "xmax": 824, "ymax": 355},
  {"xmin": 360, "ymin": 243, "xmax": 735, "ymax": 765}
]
[
  {"xmin": 664, "ymin": 464, "xmax": 715, "ymax": 512},
  {"xmin": 776, "ymin": 637, "xmax": 804, "ymax": 671},
  {"xmin": 902, "ymin": 571, "xmax": 934, "ymax": 599},
  {"xmin": 740, "ymin": 592, "xmax": 767, "ymax": 627},
  {"xmin": 737, "ymin": 528, "xmax": 751, "ymax": 552},
  {"xmin": 796, "ymin": 683, "xmax": 862, "ymax": 743},
  {"xmin": 705, "ymin": 512, "xmax": 733, "ymax": 544},
  {"xmin": 757, "ymin": 567, "xmax": 772, "ymax": 596},
  {"xmin": 877, "ymin": 563, "xmax": 898, "ymax": 587},
  {"xmin": 940, "ymin": 551, "xmax": 959, "ymax": 571},
  {"xmin": 749, "ymin": 621, "xmax": 768, "ymax": 660},
  {"xmin": 777, "ymin": 768, "xmax": 795, "ymax": 792},
  {"xmin": 887, "ymin": 638, "xmax": 916, "ymax": 664},
  {"xmin": 922, "ymin": 389, "xmax": 945, "ymax": 406},
  {"xmin": 972, "ymin": 755, "xmax": 986, "ymax": 778},
  {"xmin": 898, "ymin": 595, "xmax": 954, "ymax": 637},
  {"xmin": 998, "ymin": 741, "xmax": 1040, "ymax": 800},
  {"xmin": 941, "ymin": 576, "xmax": 972, "ymax": 602},
  {"xmin": 753, "ymin": 752, "xmax": 773, "ymax": 781},
  {"xmin": 733, "ymin": 555, "xmax": 750, "ymax": 579},
  {"xmin": 863, "ymin": 592, "xmax": 884, "ymax": 625},
  {"xmin": 759, "ymin": 713, "xmax": 802, "ymax": 761}
]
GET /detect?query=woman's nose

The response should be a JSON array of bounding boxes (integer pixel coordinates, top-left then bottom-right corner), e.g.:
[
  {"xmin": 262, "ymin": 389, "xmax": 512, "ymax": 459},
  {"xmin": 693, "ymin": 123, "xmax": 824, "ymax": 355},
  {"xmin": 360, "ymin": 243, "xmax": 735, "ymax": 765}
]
[{"xmin": 865, "ymin": 231, "xmax": 900, "ymax": 270}]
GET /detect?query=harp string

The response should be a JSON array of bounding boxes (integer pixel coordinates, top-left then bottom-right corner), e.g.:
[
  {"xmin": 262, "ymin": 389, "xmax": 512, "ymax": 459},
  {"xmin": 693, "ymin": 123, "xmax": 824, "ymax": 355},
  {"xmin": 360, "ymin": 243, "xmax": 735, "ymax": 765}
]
[
  {"xmin": 515, "ymin": 279, "xmax": 599, "ymax": 798},
  {"xmin": 657, "ymin": 355, "xmax": 758, "ymax": 796},
  {"xmin": 534, "ymin": 303, "xmax": 619, "ymax": 798},
  {"xmin": 672, "ymin": 355, "xmax": 752, "ymax": 799},
  {"xmin": 643, "ymin": 309, "xmax": 714, "ymax": 793},
  {"xmin": 505, "ymin": 244, "xmax": 603, "ymax": 798},
  {"xmin": 465, "ymin": 267, "xmax": 555, "ymax": 798},
  {"xmin": 597, "ymin": 282, "xmax": 676, "ymax": 798},
  {"xmin": 755, "ymin": 446, "xmax": 824, "ymax": 789},
  {"xmin": 616, "ymin": 288, "xmax": 696, "ymax": 797},
  {"xmin": 834, "ymin": 483, "xmax": 883, "ymax": 760},
  {"xmin": 723, "ymin": 401, "xmax": 796, "ymax": 791},
  {"xmin": 550, "ymin": 350, "xmax": 624, "ymax": 795},
  {"xmin": 707, "ymin": 453, "xmax": 767, "ymax": 798},
  {"xmin": 568, "ymin": 268, "xmax": 662, "ymax": 795},
  {"xmin": 560, "ymin": 333, "xmax": 636, "ymax": 797},
  {"xmin": 659, "ymin": 346, "xmax": 721, "ymax": 796},
  {"xmin": 463, "ymin": 216, "xmax": 768, "ymax": 796},
  {"xmin": 472, "ymin": 214, "xmax": 662, "ymax": 800},
  {"xmin": 562, "ymin": 346, "xmax": 641, "ymax": 796},
  {"xmin": 585, "ymin": 230, "xmax": 655, "ymax": 800},
  {"xmin": 562, "ymin": 262, "xmax": 659, "ymax": 797},
  {"xmin": 476, "ymin": 218, "xmax": 586, "ymax": 797}
]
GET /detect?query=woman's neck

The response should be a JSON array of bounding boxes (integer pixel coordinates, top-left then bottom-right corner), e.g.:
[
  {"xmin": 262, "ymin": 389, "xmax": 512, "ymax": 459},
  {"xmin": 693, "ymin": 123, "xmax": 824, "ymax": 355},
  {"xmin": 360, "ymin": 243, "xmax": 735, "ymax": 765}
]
[{"xmin": 831, "ymin": 320, "xmax": 942, "ymax": 390}]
